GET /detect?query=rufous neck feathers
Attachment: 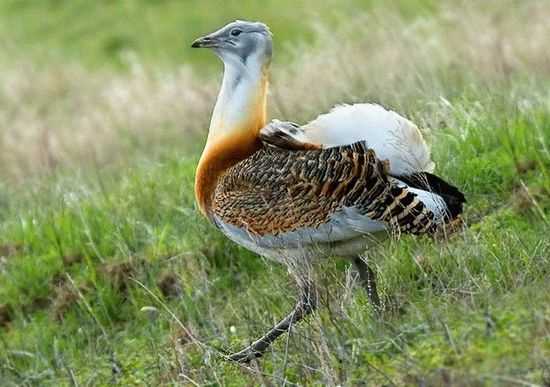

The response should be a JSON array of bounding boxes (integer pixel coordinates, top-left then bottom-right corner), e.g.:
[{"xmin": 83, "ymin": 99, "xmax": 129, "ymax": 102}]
[{"xmin": 195, "ymin": 60, "xmax": 269, "ymax": 216}]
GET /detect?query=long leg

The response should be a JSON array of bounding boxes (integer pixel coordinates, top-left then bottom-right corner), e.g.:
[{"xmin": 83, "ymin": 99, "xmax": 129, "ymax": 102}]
[
  {"xmin": 353, "ymin": 256, "xmax": 381, "ymax": 311},
  {"xmin": 227, "ymin": 281, "xmax": 316, "ymax": 363}
]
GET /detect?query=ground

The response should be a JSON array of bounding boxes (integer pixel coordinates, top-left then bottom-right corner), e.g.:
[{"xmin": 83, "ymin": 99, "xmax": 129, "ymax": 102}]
[{"xmin": 0, "ymin": 1, "xmax": 549, "ymax": 386}]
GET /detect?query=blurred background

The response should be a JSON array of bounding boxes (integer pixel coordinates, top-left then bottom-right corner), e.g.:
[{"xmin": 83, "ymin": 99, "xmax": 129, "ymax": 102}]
[
  {"xmin": 2, "ymin": 0, "xmax": 548, "ymax": 183},
  {"xmin": 0, "ymin": 0, "xmax": 436, "ymax": 69},
  {"xmin": 1, "ymin": 1, "xmax": 549, "ymax": 385},
  {"xmin": 1, "ymin": 0, "xmax": 375, "ymax": 181}
]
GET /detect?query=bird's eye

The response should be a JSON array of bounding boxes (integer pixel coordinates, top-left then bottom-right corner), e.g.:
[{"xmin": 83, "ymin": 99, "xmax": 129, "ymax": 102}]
[{"xmin": 230, "ymin": 29, "xmax": 242, "ymax": 37}]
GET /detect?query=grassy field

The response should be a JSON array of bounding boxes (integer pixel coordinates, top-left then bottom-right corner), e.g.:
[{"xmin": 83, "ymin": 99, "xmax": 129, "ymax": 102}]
[
  {"xmin": 1, "ymin": 0, "xmax": 550, "ymax": 385},
  {"xmin": 0, "ymin": 0, "xmax": 436, "ymax": 71}
]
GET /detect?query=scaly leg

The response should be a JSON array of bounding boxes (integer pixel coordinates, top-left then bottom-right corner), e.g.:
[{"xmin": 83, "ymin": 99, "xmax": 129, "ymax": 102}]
[
  {"xmin": 353, "ymin": 256, "xmax": 381, "ymax": 311},
  {"xmin": 227, "ymin": 281, "xmax": 316, "ymax": 363}
]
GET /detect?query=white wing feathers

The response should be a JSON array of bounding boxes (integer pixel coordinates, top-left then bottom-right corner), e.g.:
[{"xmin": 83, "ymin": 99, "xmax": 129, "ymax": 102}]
[{"xmin": 301, "ymin": 103, "xmax": 435, "ymax": 175}]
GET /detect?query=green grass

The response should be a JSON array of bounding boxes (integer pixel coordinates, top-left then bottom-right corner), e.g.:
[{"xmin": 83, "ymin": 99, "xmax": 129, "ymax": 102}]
[
  {"xmin": 0, "ymin": 0, "xmax": 436, "ymax": 71},
  {"xmin": 1, "ymin": 98, "xmax": 548, "ymax": 385},
  {"xmin": 1, "ymin": 1, "xmax": 550, "ymax": 385}
]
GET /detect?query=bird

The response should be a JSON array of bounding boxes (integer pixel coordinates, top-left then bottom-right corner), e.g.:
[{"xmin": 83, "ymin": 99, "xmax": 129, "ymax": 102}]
[{"xmin": 191, "ymin": 20, "xmax": 465, "ymax": 363}]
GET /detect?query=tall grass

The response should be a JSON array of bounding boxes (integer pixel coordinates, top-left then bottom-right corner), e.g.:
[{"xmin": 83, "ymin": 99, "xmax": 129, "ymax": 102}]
[{"xmin": 1, "ymin": 1, "xmax": 549, "ymax": 385}]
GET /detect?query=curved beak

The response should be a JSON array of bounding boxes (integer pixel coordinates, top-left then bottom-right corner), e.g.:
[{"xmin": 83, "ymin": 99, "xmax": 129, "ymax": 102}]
[{"xmin": 191, "ymin": 34, "xmax": 220, "ymax": 49}]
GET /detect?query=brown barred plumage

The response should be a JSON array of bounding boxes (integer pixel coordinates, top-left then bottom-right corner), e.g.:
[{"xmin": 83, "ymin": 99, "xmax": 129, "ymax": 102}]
[{"xmin": 212, "ymin": 142, "xmax": 438, "ymax": 236}]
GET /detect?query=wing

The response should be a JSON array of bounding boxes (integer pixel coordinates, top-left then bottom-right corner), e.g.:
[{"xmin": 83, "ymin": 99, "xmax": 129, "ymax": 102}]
[
  {"xmin": 259, "ymin": 119, "xmax": 320, "ymax": 150},
  {"xmin": 259, "ymin": 104, "xmax": 434, "ymax": 175},
  {"xmin": 212, "ymin": 142, "xmax": 441, "ymax": 241},
  {"xmin": 302, "ymin": 103, "xmax": 435, "ymax": 175}
]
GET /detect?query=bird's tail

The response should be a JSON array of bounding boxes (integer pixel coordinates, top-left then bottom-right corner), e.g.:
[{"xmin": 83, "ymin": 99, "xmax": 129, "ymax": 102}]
[{"xmin": 393, "ymin": 172, "xmax": 466, "ymax": 221}]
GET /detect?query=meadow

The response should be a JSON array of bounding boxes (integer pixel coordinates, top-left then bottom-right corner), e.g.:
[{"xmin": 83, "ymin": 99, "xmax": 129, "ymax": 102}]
[{"xmin": 1, "ymin": 0, "xmax": 549, "ymax": 385}]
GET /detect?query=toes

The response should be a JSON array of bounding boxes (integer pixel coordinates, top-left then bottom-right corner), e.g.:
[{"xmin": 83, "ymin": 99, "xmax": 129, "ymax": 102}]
[{"xmin": 227, "ymin": 348, "xmax": 262, "ymax": 363}]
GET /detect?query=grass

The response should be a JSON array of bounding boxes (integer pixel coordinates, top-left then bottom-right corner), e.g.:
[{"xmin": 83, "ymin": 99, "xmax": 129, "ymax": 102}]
[
  {"xmin": 1, "ymin": 0, "xmax": 550, "ymax": 385},
  {"xmin": 0, "ymin": 0, "xmax": 436, "ymax": 71}
]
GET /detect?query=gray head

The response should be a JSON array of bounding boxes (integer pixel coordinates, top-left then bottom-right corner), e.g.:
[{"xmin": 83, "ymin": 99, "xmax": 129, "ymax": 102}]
[{"xmin": 191, "ymin": 20, "xmax": 272, "ymax": 68}]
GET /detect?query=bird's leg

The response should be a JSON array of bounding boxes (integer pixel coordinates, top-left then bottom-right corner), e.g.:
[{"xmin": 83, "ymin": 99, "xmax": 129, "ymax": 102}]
[
  {"xmin": 353, "ymin": 256, "xmax": 381, "ymax": 311},
  {"xmin": 227, "ymin": 280, "xmax": 317, "ymax": 363}
]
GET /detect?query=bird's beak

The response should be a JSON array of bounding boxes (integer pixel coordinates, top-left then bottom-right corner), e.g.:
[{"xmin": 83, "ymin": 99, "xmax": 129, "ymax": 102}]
[{"xmin": 191, "ymin": 33, "xmax": 220, "ymax": 49}]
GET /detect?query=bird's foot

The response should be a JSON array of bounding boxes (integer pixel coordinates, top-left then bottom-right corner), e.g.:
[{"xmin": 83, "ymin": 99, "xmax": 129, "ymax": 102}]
[
  {"xmin": 227, "ymin": 345, "xmax": 262, "ymax": 364},
  {"xmin": 225, "ymin": 282, "xmax": 317, "ymax": 364}
]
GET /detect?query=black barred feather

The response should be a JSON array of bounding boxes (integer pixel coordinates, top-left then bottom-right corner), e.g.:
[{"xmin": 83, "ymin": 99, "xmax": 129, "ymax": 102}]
[
  {"xmin": 392, "ymin": 172, "xmax": 466, "ymax": 219},
  {"xmin": 213, "ymin": 141, "xmax": 448, "ymax": 236}
]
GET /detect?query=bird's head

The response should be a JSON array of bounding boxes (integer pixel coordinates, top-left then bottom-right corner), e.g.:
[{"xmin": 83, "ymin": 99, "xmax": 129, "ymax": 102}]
[{"xmin": 191, "ymin": 20, "xmax": 272, "ymax": 69}]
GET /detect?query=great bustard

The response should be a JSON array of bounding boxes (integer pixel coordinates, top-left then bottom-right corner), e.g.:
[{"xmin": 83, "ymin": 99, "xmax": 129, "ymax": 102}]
[{"xmin": 191, "ymin": 20, "xmax": 465, "ymax": 362}]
